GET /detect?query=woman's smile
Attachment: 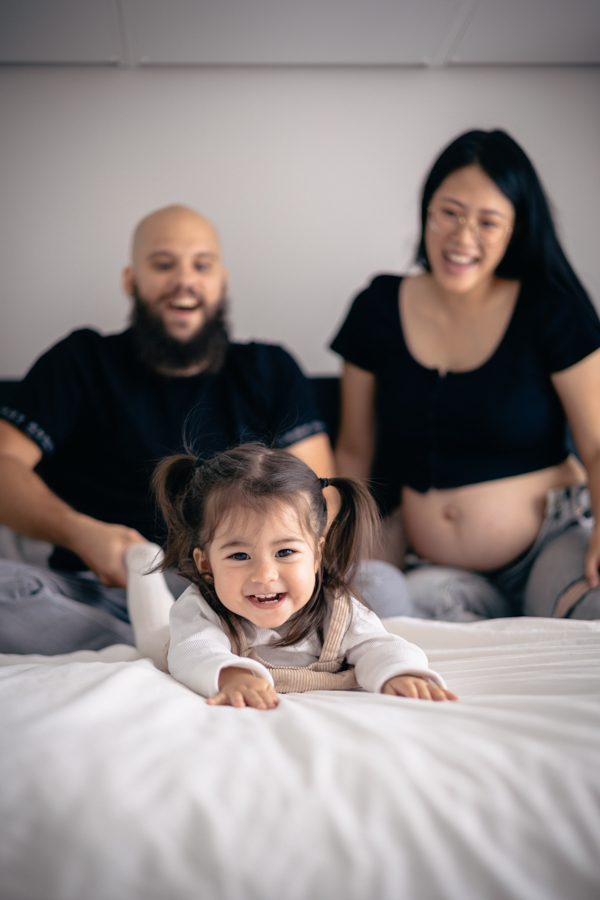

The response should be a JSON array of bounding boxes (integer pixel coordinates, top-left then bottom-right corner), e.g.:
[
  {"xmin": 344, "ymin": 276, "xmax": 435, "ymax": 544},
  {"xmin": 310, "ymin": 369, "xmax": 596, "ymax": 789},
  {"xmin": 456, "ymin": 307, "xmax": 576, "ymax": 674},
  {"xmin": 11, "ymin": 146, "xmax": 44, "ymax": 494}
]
[
  {"xmin": 425, "ymin": 165, "xmax": 514, "ymax": 295},
  {"xmin": 440, "ymin": 248, "xmax": 481, "ymax": 274}
]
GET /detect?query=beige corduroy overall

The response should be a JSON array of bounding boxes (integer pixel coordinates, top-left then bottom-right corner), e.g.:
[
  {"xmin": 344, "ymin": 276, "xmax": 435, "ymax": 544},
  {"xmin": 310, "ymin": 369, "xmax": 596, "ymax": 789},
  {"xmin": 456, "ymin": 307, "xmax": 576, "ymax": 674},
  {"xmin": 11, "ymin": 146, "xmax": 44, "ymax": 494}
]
[{"xmin": 238, "ymin": 593, "xmax": 359, "ymax": 693}]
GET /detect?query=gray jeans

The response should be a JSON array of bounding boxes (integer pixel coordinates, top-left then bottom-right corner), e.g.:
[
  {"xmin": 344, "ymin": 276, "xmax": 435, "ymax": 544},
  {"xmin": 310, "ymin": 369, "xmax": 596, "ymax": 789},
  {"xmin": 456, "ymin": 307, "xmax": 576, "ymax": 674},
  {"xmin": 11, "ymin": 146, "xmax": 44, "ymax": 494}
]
[
  {"xmin": 405, "ymin": 485, "xmax": 600, "ymax": 622},
  {"xmin": 0, "ymin": 560, "xmax": 188, "ymax": 655}
]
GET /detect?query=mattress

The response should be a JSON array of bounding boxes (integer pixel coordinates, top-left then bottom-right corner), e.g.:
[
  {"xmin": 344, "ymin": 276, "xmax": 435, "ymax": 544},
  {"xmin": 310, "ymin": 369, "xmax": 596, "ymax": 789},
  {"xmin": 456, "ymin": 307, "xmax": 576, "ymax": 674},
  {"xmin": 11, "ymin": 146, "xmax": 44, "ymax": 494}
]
[{"xmin": 1, "ymin": 615, "xmax": 599, "ymax": 900}]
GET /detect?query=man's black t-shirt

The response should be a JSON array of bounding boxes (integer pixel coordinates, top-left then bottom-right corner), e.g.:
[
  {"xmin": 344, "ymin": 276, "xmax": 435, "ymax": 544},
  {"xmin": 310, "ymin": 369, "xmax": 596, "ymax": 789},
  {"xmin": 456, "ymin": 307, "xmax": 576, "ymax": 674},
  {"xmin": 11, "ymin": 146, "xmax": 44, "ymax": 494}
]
[{"xmin": 1, "ymin": 328, "xmax": 326, "ymax": 570}]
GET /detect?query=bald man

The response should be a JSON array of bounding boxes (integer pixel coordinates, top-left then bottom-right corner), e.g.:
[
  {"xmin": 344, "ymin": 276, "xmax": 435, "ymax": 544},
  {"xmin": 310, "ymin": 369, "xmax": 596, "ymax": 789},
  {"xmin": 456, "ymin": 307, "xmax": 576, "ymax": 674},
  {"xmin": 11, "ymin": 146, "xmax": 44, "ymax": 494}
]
[{"xmin": 0, "ymin": 205, "xmax": 334, "ymax": 653}]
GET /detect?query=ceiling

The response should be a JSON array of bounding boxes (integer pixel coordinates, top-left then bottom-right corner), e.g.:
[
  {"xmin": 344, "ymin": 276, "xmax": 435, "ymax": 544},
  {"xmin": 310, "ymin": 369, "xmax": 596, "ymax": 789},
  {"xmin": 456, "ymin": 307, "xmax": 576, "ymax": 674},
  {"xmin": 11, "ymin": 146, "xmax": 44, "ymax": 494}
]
[{"xmin": 0, "ymin": 0, "xmax": 598, "ymax": 67}]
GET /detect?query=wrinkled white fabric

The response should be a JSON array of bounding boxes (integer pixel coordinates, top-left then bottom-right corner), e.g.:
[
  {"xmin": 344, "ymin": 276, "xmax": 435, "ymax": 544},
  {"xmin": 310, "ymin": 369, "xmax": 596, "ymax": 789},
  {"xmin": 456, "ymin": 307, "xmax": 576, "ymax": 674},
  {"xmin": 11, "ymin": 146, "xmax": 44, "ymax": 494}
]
[{"xmin": 1, "ymin": 616, "xmax": 600, "ymax": 900}]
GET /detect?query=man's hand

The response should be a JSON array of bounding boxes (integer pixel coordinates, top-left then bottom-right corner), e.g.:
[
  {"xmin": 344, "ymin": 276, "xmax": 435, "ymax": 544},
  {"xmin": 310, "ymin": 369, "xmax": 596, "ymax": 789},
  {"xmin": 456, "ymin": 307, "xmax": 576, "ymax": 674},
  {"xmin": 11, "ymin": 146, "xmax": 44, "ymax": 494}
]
[
  {"xmin": 382, "ymin": 674, "xmax": 458, "ymax": 701},
  {"xmin": 208, "ymin": 666, "xmax": 279, "ymax": 710},
  {"xmin": 69, "ymin": 518, "xmax": 147, "ymax": 588},
  {"xmin": 0, "ymin": 421, "xmax": 145, "ymax": 588}
]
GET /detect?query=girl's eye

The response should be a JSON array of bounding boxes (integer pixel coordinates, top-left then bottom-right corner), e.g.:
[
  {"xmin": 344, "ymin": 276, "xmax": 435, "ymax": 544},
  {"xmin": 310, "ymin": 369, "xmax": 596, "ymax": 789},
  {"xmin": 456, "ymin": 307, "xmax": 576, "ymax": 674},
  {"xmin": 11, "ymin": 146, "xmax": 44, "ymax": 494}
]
[
  {"xmin": 275, "ymin": 548, "xmax": 295, "ymax": 558},
  {"xmin": 480, "ymin": 219, "xmax": 500, "ymax": 230},
  {"xmin": 229, "ymin": 552, "xmax": 250, "ymax": 561},
  {"xmin": 441, "ymin": 208, "xmax": 459, "ymax": 221}
]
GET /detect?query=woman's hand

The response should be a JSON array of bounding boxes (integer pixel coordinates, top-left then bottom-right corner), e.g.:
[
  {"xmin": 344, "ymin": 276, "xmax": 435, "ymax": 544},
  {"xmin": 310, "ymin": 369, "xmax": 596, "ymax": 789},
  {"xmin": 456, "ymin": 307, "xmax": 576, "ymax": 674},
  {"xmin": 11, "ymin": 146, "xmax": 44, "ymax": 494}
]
[
  {"xmin": 208, "ymin": 666, "xmax": 279, "ymax": 710},
  {"xmin": 553, "ymin": 349, "xmax": 600, "ymax": 590},
  {"xmin": 382, "ymin": 674, "xmax": 458, "ymax": 701},
  {"xmin": 584, "ymin": 524, "xmax": 600, "ymax": 588}
]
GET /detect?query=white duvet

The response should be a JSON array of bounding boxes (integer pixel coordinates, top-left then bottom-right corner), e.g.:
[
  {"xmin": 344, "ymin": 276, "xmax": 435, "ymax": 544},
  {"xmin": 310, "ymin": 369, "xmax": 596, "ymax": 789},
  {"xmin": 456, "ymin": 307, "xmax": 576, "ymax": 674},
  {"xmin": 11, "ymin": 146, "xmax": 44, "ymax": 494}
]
[{"xmin": 1, "ymin": 616, "xmax": 599, "ymax": 900}]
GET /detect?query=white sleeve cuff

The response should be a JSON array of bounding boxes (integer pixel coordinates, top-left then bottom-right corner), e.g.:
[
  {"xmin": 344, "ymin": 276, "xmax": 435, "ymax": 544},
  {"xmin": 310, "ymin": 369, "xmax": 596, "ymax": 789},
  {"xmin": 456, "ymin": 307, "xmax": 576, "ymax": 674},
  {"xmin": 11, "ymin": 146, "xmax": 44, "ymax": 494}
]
[
  {"xmin": 372, "ymin": 667, "xmax": 448, "ymax": 694},
  {"xmin": 212, "ymin": 658, "xmax": 275, "ymax": 696}
]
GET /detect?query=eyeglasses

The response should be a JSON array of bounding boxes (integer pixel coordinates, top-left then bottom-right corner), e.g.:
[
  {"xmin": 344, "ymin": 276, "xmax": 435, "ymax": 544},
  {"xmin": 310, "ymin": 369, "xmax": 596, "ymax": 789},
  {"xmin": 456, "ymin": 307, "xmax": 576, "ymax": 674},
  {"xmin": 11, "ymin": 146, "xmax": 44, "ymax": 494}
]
[{"xmin": 427, "ymin": 206, "xmax": 513, "ymax": 246}]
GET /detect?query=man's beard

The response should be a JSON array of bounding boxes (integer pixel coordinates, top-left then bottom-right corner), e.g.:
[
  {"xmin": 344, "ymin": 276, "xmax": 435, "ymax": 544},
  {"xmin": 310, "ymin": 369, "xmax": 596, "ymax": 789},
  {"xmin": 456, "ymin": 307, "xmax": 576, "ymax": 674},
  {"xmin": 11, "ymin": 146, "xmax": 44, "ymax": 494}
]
[{"xmin": 129, "ymin": 289, "xmax": 229, "ymax": 375}]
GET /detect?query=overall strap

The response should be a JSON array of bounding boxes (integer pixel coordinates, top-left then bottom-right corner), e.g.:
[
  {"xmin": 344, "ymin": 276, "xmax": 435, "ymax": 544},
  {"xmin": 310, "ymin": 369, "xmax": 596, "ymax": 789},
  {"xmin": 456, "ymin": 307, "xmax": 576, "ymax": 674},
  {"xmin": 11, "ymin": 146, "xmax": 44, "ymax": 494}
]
[
  {"xmin": 316, "ymin": 593, "xmax": 352, "ymax": 662},
  {"xmin": 236, "ymin": 593, "xmax": 359, "ymax": 693}
]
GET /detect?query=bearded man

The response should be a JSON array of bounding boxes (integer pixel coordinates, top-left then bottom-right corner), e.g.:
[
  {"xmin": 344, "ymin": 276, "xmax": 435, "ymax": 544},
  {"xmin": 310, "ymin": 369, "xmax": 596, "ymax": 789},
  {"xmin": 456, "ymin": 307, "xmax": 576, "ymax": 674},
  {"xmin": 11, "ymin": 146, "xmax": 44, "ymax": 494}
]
[{"xmin": 0, "ymin": 205, "xmax": 333, "ymax": 653}]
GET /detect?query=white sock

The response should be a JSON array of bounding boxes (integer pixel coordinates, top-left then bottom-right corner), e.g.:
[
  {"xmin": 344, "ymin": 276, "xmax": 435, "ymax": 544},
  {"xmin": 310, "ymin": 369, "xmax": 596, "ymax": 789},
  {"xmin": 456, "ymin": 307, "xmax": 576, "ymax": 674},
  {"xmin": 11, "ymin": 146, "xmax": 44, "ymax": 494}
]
[{"xmin": 125, "ymin": 543, "xmax": 174, "ymax": 671}]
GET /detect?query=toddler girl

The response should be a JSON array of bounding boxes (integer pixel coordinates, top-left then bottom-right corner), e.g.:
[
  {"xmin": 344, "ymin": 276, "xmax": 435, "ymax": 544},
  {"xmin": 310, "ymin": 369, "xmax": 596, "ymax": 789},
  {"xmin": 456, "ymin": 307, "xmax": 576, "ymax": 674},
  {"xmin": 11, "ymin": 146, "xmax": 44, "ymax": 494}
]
[{"xmin": 126, "ymin": 444, "xmax": 457, "ymax": 709}]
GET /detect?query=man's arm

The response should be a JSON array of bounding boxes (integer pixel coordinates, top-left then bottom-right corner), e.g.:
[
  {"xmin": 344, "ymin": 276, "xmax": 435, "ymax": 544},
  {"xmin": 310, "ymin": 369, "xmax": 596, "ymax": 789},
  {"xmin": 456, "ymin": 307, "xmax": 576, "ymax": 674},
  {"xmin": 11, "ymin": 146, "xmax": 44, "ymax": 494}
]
[
  {"xmin": 0, "ymin": 420, "xmax": 145, "ymax": 587},
  {"xmin": 286, "ymin": 431, "xmax": 335, "ymax": 478},
  {"xmin": 286, "ymin": 432, "xmax": 339, "ymax": 522}
]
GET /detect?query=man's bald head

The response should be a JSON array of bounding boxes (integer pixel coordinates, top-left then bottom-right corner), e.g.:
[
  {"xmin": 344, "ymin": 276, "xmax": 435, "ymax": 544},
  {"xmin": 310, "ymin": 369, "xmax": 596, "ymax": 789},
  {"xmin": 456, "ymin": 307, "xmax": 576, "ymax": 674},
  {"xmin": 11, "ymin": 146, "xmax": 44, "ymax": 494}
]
[{"xmin": 130, "ymin": 205, "xmax": 222, "ymax": 268}]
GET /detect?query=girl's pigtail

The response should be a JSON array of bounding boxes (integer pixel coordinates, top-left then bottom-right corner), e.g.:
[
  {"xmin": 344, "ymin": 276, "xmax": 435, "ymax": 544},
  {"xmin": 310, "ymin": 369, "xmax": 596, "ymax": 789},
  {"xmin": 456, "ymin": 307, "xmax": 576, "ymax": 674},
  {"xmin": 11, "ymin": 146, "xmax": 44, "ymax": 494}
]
[
  {"xmin": 151, "ymin": 453, "xmax": 247, "ymax": 651},
  {"xmin": 151, "ymin": 454, "xmax": 200, "ymax": 583},
  {"xmin": 322, "ymin": 478, "xmax": 380, "ymax": 598}
]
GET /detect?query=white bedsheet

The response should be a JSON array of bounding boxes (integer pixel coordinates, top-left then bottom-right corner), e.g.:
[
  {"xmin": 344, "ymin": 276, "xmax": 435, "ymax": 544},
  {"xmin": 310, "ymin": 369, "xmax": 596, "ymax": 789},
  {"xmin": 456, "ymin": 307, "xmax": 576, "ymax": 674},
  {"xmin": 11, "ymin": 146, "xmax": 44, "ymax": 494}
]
[{"xmin": 1, "ymin": 616, "xmax": 599, "ymax": 900}]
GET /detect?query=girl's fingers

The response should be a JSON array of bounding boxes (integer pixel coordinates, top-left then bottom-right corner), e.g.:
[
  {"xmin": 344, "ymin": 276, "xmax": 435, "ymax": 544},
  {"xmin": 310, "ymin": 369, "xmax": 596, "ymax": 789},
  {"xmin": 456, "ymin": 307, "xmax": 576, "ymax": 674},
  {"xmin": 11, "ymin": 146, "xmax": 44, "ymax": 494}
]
[
  {"xmin": 244, "ymin": 690, "xmax": 267, "ymax": 710},
  {"xmin": 211, "ymin": 677, "xmax": 456, "ymax": 708},
  {"xmin": 382, "ymin": 676, "xmax": 459, "ymax": 701},
  {"xmin": 382, "ymin": 677, "xmax": 414, "ymax": 697},
  {"xmin": 426, "ymin": 683, "xmax": 459, "ymax": 702},
  {"xmin": 208, "ymin": 686, "xmax": 279, "ymax": 710},
  {"xmin": 389, "ymin": 678, "xmax": 418, "ymax": 698},
  {"xmin": 224, "ymin": 690, "xmax": 246, "ymax": 708},
  {"xmin": 237, "ymin": 693, "xmax": 277, "ymax": 710},
  {"xmin": 249, "ymin": 688, "xmax": 278, "ymax": 709},
  {"xmin": 415, "ymin": 679, "xmax": 432, "ymax": 700},
  {"xmin": 207, "ymin": 689, "xmax": 246, "ymax": 707},
  {"xmin": 207, "ymin": 692, "xmax": 231, "ymax": 706},
  {"xmin": 443, "ymin": 688, "xmax": 460, "ymax": 701}
]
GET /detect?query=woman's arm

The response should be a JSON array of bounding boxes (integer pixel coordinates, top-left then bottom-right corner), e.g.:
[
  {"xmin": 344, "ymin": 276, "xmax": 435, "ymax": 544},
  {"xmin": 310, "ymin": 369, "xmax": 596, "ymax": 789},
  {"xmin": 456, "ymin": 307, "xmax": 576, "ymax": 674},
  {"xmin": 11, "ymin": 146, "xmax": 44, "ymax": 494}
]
[
  {"xmin": 335, "ymin": 361, "xmax": 377, "ymax": 480},
  {"xmin": 552, "ymin": 347, "xmax": 600, "ymax": 587}
]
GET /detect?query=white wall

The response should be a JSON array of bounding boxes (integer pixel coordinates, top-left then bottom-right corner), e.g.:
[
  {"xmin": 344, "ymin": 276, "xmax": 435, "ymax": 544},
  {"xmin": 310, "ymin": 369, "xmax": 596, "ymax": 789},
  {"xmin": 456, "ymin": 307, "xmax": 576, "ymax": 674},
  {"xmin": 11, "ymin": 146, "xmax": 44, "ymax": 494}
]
[{"xmin": 1, "ymin": 64, "xmax": 599, "ymax": 377}]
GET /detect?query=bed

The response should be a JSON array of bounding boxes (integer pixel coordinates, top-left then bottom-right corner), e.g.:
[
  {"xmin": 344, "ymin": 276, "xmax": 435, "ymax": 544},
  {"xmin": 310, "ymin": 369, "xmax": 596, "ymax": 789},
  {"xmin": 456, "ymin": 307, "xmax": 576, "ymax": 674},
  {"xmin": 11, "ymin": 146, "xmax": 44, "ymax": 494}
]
[{"xmin": 1, "ymin": 615, "xmax": 599, "ymax": 900}]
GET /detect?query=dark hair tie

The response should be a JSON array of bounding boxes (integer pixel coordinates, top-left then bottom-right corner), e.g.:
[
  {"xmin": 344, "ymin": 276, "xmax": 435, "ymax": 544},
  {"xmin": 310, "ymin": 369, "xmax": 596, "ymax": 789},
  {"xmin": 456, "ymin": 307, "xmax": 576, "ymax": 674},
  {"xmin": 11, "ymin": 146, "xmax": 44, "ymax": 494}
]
[{"xmin": 320, "ymin": 477, "xmax": 331, "ymax": 489}]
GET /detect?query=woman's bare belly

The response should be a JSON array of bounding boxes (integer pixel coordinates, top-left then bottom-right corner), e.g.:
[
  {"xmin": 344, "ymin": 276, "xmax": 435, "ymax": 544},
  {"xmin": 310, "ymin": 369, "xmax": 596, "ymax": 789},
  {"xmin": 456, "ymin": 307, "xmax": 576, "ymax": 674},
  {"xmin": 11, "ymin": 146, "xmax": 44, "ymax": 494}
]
[{"xmin": 402, "ymin": 456, "xmax": 587, "ymax": 572}]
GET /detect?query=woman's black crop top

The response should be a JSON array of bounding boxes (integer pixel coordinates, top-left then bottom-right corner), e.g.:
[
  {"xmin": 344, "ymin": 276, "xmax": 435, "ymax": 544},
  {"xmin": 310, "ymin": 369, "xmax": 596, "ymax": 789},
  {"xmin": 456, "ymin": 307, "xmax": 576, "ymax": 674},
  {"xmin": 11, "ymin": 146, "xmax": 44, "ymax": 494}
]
[{"xmin": 330, "ymin": 274, "xmax": 600, "ymax": 515}]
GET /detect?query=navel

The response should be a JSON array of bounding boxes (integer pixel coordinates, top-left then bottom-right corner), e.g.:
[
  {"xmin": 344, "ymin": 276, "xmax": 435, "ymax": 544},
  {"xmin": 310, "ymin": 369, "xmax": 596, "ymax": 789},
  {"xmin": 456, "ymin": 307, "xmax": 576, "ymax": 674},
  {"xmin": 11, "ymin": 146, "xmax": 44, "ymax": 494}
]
[{"xmin": 443, "ymin": 505, "xmax": 460, "ymax": 522}]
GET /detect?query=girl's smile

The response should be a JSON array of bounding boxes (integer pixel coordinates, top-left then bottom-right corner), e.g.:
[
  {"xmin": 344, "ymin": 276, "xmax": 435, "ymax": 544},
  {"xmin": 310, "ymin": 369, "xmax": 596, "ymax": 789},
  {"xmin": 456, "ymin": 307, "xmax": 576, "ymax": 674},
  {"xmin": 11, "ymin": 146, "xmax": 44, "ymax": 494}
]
[{"xmin": 194, "ymin": 503, "xmax": 322, "ymax": 629}]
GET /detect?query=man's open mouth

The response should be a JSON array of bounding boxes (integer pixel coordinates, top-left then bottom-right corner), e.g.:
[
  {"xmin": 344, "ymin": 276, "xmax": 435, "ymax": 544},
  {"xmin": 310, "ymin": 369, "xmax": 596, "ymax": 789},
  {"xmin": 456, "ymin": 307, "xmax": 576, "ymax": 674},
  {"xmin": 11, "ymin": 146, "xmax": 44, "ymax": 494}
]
[{"xmin": 168, "ymin": 296, "xmax": 202, "ymax": 310}]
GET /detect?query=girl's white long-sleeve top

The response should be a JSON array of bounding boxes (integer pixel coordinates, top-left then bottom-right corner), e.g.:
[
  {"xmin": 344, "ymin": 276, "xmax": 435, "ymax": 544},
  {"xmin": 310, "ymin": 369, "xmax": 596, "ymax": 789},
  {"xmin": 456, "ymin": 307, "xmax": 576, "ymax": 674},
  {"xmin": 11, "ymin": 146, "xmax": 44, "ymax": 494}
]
[{"xmin": 168, "ymin": 585, "xmax": 446, "ymax": 698}]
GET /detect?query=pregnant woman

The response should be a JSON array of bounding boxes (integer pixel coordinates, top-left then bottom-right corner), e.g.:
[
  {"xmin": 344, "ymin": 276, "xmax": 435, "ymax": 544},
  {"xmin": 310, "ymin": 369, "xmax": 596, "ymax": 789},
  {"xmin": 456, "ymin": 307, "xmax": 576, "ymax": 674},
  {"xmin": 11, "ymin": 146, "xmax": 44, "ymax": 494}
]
[{"xmin": 332, "ymin": 129, "xmax": 600, "ymax": 621}]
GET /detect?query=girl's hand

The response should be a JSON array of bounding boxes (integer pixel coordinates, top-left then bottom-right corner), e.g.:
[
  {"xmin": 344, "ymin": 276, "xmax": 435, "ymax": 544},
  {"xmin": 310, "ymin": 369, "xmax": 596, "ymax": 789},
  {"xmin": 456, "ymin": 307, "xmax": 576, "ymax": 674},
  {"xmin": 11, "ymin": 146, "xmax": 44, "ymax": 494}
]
[
  {"xmin": 382, "ymin": 675, "xmax": 458, "ymax": 701},
  {"xmin": 208, "ymin": 666, "xmax": 279, "ymax": 710}
]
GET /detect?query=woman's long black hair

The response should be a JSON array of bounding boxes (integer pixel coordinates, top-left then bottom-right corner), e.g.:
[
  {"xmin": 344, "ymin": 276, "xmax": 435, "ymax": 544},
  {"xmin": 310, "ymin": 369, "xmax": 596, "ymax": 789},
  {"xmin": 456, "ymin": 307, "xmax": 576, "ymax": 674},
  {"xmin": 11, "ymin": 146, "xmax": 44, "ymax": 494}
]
[{"xmin": 415, "ymin": 129, "xmax": 596, "ymax": 319}]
